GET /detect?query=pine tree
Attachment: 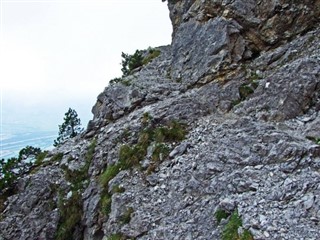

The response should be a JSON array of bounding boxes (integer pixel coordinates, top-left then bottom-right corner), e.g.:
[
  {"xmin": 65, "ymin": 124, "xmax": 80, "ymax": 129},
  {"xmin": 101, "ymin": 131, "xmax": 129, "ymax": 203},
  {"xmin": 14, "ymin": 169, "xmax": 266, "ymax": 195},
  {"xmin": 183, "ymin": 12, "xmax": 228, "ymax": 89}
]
[
  {"xmin": 121, "ymin": 50, "xmax": 144, "ymax": 77},
  {"xmin": 18, "ymin": 146, "xmax": 42, "ymax": 160},
  {"xmin": 54, "ymin": 108, "xmax": 83, "ymax": 147}
]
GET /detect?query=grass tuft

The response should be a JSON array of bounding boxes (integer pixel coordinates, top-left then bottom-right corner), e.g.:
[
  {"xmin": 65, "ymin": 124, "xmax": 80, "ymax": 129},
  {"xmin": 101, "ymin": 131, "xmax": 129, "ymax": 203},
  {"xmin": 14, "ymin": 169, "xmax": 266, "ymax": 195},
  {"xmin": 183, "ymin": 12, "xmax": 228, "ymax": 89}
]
[
  {"xmin": 142, "ymin": 49, "xmax": 161, "ymax": 65},
  {"xmin": 56, "ymin": 191, "xmax": 82, "ymax": 240},
  {"xmin": 101, "ymin": 192, "xmax": 112, "ymax": 216},
  {"xmin": 120, "ymin": 207, "xmax": 134, "ymax": 225},
  {"xmin": 100, "ymin": 164, "xmax": 121, "ymax": 188},
  {"xmin": 222, "ymin": 210, "xmax": 242, "ymax": 240},
  {"xmin": 51, "ymin": 152, "xmax": 64, "ymax": 162},
  {"xmin": 107, "ymin": 233, "xmax": 126, "ymax": 240},
  {"xmin": 222, "ymin": 210, "xmax": 254, "ymax": 240},
  {"xmin": 215, "ymin": 209, "xmax": 230, "ymax": 224}
]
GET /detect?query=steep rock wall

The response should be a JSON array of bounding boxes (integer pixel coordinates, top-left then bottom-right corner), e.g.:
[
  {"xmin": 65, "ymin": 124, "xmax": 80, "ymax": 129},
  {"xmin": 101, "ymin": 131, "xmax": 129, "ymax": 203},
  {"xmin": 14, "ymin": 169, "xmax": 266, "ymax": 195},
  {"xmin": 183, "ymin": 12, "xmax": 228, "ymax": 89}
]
[
  {"xmin": 1, "ymin": 1, "xmax": 320, "ymax": 240},
  {"xmin": 169, "ymin": 0, "xmax": 320, "ymax": 85}
]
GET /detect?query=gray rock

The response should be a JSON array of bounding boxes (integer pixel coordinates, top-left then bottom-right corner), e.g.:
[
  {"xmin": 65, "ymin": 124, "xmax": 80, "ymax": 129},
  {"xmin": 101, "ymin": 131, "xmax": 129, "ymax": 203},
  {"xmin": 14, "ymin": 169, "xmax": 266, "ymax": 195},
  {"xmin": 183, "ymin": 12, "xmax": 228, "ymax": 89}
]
[
  {"xmin": 169, "ymin": 142, "xmax": 190, "ymax": 158},
  {"xmin": 2, "ymin": 1, "xmax": 320, "ymax": 240}
]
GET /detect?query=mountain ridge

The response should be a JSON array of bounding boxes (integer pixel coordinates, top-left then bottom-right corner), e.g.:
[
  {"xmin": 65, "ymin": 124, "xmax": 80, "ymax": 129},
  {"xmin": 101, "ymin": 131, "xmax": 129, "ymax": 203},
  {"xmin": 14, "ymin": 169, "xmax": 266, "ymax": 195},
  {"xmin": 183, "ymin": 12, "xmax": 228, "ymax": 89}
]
[{"xmin": 1, "ymin": 1, "xmax": 320, "ymax": 239}]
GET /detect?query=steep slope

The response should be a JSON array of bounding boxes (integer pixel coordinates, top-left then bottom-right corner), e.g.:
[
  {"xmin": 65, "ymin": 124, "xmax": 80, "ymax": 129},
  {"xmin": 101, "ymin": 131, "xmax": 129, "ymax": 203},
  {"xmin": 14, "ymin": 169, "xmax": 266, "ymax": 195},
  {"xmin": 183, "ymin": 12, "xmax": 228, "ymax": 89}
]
[{"xmin": 1, "ymin": 1, "xmax": 320, "ymax": 239}]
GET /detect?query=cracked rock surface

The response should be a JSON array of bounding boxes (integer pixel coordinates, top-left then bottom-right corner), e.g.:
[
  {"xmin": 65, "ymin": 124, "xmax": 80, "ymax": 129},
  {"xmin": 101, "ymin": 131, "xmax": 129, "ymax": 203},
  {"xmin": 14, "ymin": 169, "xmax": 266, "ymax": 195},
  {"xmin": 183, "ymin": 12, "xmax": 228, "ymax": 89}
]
[{"xmin": 1, "ymin": 1, "xmax": 320, "ymax": 240}]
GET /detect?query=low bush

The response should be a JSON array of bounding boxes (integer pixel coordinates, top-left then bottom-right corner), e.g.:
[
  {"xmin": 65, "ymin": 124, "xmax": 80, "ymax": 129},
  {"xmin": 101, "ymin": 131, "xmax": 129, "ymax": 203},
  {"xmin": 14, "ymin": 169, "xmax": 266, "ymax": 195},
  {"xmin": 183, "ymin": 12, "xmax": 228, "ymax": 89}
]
[
  {"xmin": 1, "ymin": 146, "xmax": 48, "ymax": 196},
  {"xmin": 107, "ymin": 233, "xmax": 126, "ymax": 240},
  {"xmin": 121, "ymin": 50, "xmax": 144, "ymax": 77},
  {"xmin": 152, "ymin": 143, "xmax": 169, "ymax": 162},
  {"xmin": 99, "ymin": 117, "xmax": 187, "ymax": 218},
  {"xmin": 142, "ymin": 48, "xmax": 161, "ymax": 65},
  {"xmin": 154, "ymin": 120, "xmax": 186, "ymax": 143},
  {"xmin": 51, "ymin": 153, "xmax": 64, "ymax": 162},
  {"xmin": 222, "ymin": 210, "xmax": 254, "ymax": 240},
  {"xmin": 215, "ymin": 209, "xmax": 230, "ymax": 224},
  {"xmin": 100, "ymin": 164, "xmax": 121, "ymax": 188},
  {"xmin": 56, "ymin": 191, "xmax": 83, "ymax": 240},
  {"xmin": 56, "ymin": 139, "xmax": 96, "ymax": 239},
  {"xmin": 100, "ymin": 192, "xmax": 112, "ymax": 216},
  {"xmin": 34, "ymin": 151, "xmax": 48, "ymax": 166}
]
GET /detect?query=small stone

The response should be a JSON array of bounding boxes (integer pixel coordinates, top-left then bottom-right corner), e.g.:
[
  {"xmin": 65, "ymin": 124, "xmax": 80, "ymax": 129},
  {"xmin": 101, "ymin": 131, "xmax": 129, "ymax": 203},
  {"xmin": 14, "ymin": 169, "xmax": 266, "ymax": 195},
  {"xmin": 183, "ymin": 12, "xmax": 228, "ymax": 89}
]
[
  {"xmin": 219, "ymin": 198, "xmax": 235, "ymax": 211},
  {"xmin": 302, "ymin": 193, "xmax": 315, "ymax": 210}
]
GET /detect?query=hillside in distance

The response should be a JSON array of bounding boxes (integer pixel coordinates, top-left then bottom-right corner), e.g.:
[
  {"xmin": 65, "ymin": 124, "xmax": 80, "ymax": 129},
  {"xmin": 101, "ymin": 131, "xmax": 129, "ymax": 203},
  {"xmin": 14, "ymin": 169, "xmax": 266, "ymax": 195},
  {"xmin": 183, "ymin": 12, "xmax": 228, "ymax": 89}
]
[{"xmin": 0, "ymin": 124, "xmax": 56, "ymax": 159}]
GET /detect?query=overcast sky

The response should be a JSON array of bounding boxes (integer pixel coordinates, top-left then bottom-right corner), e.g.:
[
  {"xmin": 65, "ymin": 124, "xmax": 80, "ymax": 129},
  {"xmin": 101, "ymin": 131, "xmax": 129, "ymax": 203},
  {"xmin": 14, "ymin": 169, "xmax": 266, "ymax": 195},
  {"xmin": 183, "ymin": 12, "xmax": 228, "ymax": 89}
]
[{"xmin": 0, "ymin": 0, "xmax": 172, "ymax": 132}]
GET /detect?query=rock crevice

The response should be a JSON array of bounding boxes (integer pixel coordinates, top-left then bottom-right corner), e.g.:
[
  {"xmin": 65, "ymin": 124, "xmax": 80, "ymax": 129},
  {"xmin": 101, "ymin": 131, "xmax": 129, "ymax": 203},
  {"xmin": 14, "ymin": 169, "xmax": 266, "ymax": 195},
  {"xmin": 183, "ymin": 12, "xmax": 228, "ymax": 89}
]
[{"xmin": 1, "ymin": 1, "xmax": 320, "ymax": 240}]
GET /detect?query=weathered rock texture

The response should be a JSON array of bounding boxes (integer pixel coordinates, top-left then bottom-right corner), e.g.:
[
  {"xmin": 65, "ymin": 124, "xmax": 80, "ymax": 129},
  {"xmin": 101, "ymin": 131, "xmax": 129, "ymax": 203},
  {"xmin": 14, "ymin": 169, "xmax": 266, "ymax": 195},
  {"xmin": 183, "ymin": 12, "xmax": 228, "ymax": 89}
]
[{"xmin": 1, "ymin": 1, "xmax": 320, "ymax": 239}]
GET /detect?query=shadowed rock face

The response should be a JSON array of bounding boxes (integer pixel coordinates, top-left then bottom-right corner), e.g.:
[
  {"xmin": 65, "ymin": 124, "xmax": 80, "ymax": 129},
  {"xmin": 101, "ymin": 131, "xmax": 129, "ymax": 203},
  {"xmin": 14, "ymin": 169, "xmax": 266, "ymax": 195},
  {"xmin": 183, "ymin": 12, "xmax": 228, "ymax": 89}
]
[
  {"xmin": 1, "ymin": 1, "xmax": 320, "ymax": 240},
  {"xmin": 169, "ymin": 0, "xmax": 320, "ymax": 85}
]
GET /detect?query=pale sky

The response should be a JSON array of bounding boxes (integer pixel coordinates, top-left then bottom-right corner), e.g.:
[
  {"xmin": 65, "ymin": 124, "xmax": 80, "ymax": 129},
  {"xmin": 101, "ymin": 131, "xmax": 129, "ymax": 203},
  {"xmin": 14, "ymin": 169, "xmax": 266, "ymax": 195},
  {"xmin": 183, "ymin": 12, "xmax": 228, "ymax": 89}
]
[{"xmin": 0, "ymin": 0, "xmax": 172, "ymax": 131}]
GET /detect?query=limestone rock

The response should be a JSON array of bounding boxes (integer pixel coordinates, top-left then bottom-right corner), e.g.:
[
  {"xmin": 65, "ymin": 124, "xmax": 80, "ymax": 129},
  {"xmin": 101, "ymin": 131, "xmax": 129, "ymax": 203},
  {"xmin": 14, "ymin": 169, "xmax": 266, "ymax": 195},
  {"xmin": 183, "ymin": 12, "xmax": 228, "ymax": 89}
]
[{"xmin": 1, "ymin": 1, "xmax": 320, "ymax": 240}]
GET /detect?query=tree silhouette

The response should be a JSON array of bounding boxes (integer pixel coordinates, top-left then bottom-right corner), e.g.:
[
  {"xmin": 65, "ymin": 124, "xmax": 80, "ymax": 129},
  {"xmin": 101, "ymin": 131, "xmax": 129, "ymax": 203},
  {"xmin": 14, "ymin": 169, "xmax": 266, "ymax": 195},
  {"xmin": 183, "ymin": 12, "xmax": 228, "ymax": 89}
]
[
  {"xmin": 54, "ymin": 108, "xmax": 83, "ymax": 147},
  {"xmin": 1, "ymin": 146, "xmax": 45, "ymax": 195},
  {"xmin": 121, "ymin": 50, "xmax": 144, "ymax": 77}
]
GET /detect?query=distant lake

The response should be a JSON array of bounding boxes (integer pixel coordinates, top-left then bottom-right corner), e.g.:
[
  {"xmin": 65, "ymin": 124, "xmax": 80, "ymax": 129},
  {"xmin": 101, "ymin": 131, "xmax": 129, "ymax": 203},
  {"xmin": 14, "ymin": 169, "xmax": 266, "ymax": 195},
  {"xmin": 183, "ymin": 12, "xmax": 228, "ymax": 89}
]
[{"xmin": 0, "ymin": 130, "xmax": 57, "ymax": 159}]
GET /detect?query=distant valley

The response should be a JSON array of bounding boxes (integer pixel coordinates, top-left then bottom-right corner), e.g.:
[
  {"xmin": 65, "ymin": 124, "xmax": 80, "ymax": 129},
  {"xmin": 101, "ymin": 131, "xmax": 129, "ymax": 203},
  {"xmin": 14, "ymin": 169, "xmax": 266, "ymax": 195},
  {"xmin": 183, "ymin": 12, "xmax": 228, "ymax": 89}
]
[{"xmin": 0, "ymin": 127, "xmax": 57, "ymax": 159}]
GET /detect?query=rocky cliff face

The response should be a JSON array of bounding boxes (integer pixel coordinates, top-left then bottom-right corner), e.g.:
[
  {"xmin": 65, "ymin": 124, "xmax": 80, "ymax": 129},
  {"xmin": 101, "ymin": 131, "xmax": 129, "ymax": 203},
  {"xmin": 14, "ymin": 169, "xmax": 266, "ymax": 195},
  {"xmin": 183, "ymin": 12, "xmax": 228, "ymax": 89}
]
[{"xmin": 1, "ymin": 1, "xmax": 320, "ymax": 239}]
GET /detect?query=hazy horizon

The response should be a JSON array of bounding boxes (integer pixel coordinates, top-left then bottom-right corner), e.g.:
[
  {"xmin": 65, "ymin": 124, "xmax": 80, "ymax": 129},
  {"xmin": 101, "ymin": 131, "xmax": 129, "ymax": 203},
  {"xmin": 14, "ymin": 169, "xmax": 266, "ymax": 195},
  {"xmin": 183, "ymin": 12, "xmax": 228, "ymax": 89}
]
[{"xmin": 0, "ymin": 0, "xmax": 172, "ymax": 133}]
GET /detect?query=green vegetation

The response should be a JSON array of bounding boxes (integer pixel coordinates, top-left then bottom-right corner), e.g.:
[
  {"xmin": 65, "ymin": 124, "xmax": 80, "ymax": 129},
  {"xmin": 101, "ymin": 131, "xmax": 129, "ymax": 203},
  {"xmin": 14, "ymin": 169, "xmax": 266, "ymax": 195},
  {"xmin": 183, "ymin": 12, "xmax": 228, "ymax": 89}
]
[
  {"xmin": 116, "ymin": 118, "xmax": 186, "ymax": 174},
  {"xmin": 51, "ymin": 153, "xmax": 64, "ymax": 162},
  {"xmin": 99, "ymin": 114, "xmax": 187, "ymax": 220},
  {"xmin": 222, "ymin": 210, "xmax": 254, "ymax": 240},
  {"xmin": 0, "ymin": 156, "xmax": 24, "ymax": 213},
  {"xmin": 0, "ymin": 157, "xmax": 25, "ymax": 193},
  {"xmin": 120, "ymin": 207, "xmax": 134, "ymax": 224},
  {"xmin": 232, "ymin": 69, "xmax": 261, "ymax": 107},
  {"xmin": 249, "ymin": 71, "xmax": 261, "ymax": 84},
  {"xmin": 100, "ymin": 164, "xmax": 122, "ymax": 188},
  {"xmin": 109, "ymin": 77, "xmax": 123, "ymax": 85},
  {"xmin": 109, "ymin": 48, "xmax": 162, "ymax": 86},
  {"xmin": 112, "ymin": 185, "xmax": 125, "ymax": 194},
  {"xmin": 121, "ymin": 50, "xmax": 144, "ymax": 77},
  {"xmin": 29, "ymin": 152, "xmax": 62, "ymax": 174},
  {"xmin": 56, "ymin": 190, "xmax": 83, "ymax": 240},
  {"xmin": 154, "ymin": 120, "xmax": 186, "ymax": 142},
  {"xmin": 241, "ymin": 230, "xmax": 255, "ymax": 240},
  {"xmin": 56, "ymin": 139, "xmax": 96, "ymax": 240},
  {"xmin": 18, "ymin": 146, "xmax": 42, "ymax": 160},
  {"xmin": 63, "ymin": 139, "xmax": 96, "ymax": 191},
  {"xmin": 63, "ymin": 139, "xmax": 96, "ymax": 188},
  {"xmin": 54, "ymin": 108, "xmax": 84, "ymax": 147},
  {"xmin": 107, "ymin": 233, "xmax": 126, "ymax": 240},
  {"xmin": 306, "ymin": 136, "xmax": 320, "ymax": 145},
  {"xmin": 239, "ymin": 84, "xmax": 255, "ymax": 101},
  {"xmin": 86, "ymin": 138, "xmax": 97, "ymax": 162},
  {"xmin": 99, "ymin": 163, "xmax": 122, "ymax": 217},
  {"xmin": 142, "ymin": 48, "xmax": 161, "ymax": 65},
  {"xmin": 141, "ymin": 112, "xmax": 152, "ymax": 126},
  {"xmin": 120, "ymin": 48, "xmax": 161, "ymax": 77},
  {"xmin": 119, "ymin": 144, "xmax": 146, "ymax": 167},
  {"xmin": 100, "ymin": 192, "xmax": 112, "ymax": 216},
  {"xmin": 215, "ymin": 209, "xmax": 230, "ymax": 224},
  {"xmin": 34, "ymin": 151, "xmax": 49, "ymax": 165},
  {"xmin": 109, "ymin": 77, "xmax": 132, "ymax": 86},
  {"xmin": 107, "ymin": 233, "xmax": 135, "ymax": 240},
  {"xmin": 222, "ymin": 210, "xmax": 242, "ymax": 240},
  {"xmin": 152, "ymin": 143, "xmax": 170, "ymax": 162},
  {"xmin": 0, "ymin": 146, "xmax": 47, "ymax": 198},
  {"xmin": 100, "ymin": 185, "xmax": 127, "ymax": 222},
  {"xmin": 232, "ymin": 80, "xmax": 259, "ymax": 107}
]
